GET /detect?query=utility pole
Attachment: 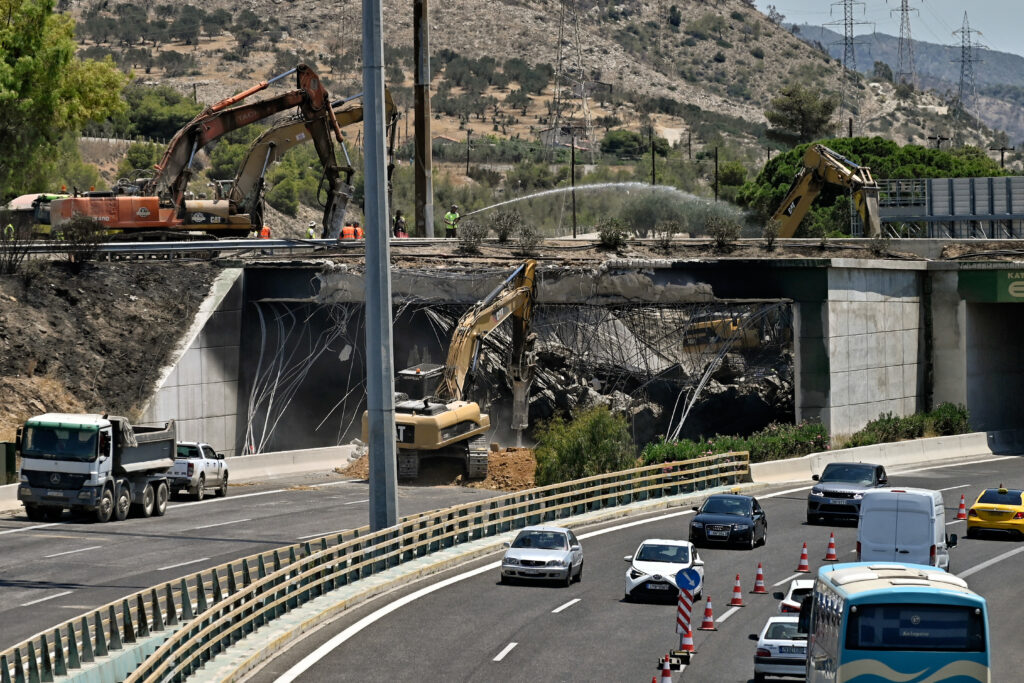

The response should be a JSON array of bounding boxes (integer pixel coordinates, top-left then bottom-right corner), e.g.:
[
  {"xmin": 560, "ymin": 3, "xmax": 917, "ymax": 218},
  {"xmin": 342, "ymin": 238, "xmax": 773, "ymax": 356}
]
[
  {"xmin": 953, "ymin": 12, "xmax": 983, "ymax": 146},
  {"xmin": 649, "ymin": 125, "xmax": 656, "ymax": 185},
  {"xmin": 927, "ymin": 135, "xmax": 951, "ymax": 149},
  {"xmin": 571, "ymin": 132, "xmax": 577, "ymax": 238},
  {"xmin": 848, "ymin": 117, "xmax": 853, "ymax": 138},
  {"xmin": 465, "ymin": 129, "xmax": 471, "ymax": 176},
  {"xmin": 990, "ymin": 146, "xmax": 1015, "ymax": 168},
  {"xmin": 828, "ymin": 0, "xmax": 870, "ymax": 135},
  {"xmin": 414, "ymin": 0, "xmax": 434, "ymax": 236},
  {"xmin": 362, "ymin": 0, "xmax": 398, "ymax": 530},
  {"xmin": 714, "ymin": 146, "xmax": 719, "ymax": 202},
  {"xmin": 889, "ymin": 0, "xmax": 919, "ymax": 88},
  {"xmin": 687, "ymin": 131, "xmax": 692, "ymax": 161}
]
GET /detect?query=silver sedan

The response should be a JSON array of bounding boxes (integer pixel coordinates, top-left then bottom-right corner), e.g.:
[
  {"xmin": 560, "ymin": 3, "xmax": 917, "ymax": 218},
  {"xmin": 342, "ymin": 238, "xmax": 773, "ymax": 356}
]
[{"xmin": 500, "ymin": 525, "xmax": 583, "ymax": 587}]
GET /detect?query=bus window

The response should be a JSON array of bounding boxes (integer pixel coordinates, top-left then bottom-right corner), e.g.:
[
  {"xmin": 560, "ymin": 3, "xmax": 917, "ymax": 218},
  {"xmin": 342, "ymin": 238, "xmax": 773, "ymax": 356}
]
[{"xmin": 845, "ymin": 604, "xmax": 985, "ymax": 652}]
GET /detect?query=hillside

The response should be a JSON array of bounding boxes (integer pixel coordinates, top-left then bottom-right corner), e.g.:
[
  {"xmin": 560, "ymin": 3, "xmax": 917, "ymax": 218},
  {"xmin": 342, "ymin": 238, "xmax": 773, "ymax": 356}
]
[{"xmin": 67, "ymin": 0, "xmax": 994, "ymax": 180}]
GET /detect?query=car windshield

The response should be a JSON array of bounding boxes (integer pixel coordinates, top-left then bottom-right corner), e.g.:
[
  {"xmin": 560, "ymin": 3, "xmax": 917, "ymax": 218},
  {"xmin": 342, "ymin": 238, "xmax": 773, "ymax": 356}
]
[
  {"xmin": 512, "ymin": 530, "xmax": 567, "ymax": 550},
  {"xmin": 21, "ymin": 426, "xmax": 98, "ymax": 462},
  {"xmin": 701, "ymin": 497, "xmax": 751, "ymax": 516},
  {"xmin": 176, "ymin": 445, "xmax": 200, "ymax": 459},
  {"xmin": 790, "ymin": 588, "xmax": 813, "ymax": 602},
  {"xmin": 978, "ymin": 489, "xmax": 1023, "ymax": 505},
  {"xmin": 819, "ymin": 464, "xmax": 875, "ymax": 485},
  {"xmin": 637, "ymin": 544, "xmax": 690, "ymax": 563},
  {"xmin": 766, "ymin": 622, "xmax": 804, "ymax": 640}
]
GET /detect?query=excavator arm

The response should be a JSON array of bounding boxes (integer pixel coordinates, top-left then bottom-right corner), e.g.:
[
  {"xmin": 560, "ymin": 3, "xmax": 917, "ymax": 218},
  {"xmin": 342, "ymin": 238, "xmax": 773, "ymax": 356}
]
[
  {"xmin": 437, "ymin": 260, "xmax": 538, "ymax": 404},
  {"xmin": 772, "ymin": 144, "xmax": 882, "ymax": 238},
  {"xmin": 228, "ymin": 90, "xmax": 398, "ymax": 237}
]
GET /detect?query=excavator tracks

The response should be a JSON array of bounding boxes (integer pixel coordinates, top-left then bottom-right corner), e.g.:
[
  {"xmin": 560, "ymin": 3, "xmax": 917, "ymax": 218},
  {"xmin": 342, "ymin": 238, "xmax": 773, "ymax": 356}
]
[{"xmin": 466, "ymin": 435, "xmax": 490, "ymax": 480}]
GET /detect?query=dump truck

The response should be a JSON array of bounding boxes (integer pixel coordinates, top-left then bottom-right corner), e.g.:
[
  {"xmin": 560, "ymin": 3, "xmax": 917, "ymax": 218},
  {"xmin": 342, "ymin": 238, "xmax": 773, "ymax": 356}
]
[{"xmin": 16, "ymin": 413, "xmax": 176, "ymax": 523}]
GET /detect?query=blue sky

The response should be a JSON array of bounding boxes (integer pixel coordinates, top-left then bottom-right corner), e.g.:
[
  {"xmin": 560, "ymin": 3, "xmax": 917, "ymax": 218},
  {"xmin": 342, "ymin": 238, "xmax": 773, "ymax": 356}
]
[{"xmin": 753, "ymin": 1, "xmax": 1022, "ymax": 58}]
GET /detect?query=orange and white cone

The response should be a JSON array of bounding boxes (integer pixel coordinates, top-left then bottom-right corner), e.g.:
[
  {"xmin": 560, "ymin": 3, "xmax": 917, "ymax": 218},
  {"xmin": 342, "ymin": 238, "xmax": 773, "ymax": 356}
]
[
  {"xmin": 751, "ymin": 562, "xmax": 768, "ymax": 594},
  {"xmin": 729, "ymin": 574, "xmax": 745, "ymax": 606},
  {"xmin": 824, "ymin": 532, "xmax": 838, "ymax": 561},
  {"xmin": 660, "ymin": 654, "xmax": 674, "ymax": 683},
  {"xmin": 957, "ymin": 495, "xmax": 968, "ymax": 520},
  {"xmin": 698, "ymin": 596, "xmax": 717, "ymax": 630},
  {"xmin": 796, "ymin": 542, "xmax": 810, "ymax": 572},
  {"xmin": 678, "ymin": 627, "xmax": 695, "ymax": 654}
]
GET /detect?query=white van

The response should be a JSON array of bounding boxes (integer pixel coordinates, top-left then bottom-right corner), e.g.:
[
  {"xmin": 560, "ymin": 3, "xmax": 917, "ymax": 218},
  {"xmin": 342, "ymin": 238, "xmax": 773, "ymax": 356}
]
[{"xmin": 856, "ymin": 487, "xmax": 958, "ymax": 571}]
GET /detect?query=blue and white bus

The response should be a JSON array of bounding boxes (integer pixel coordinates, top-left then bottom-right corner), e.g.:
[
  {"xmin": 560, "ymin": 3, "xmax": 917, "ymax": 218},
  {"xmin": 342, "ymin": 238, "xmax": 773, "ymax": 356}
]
[{"xmin": 802, "ymin": 562, "xmax": 989, "ymax": 683}]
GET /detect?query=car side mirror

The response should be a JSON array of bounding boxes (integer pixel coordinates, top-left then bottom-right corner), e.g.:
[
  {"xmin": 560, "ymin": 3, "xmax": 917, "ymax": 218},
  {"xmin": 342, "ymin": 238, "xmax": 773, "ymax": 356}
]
[
  {"xmin": 812, "ymin": 474, "xmax": 820, "ymax": 481},
  {"xmin": 217, "ymin": 453, "xmax": 225, "ymax": 460},
  {"xmin": 948, "ymin": 533, "xmax": 958, "ymax": 548},
  {"xmin": 879, "ymin": 477, "xmax": 887, "ymax": 486},
  {"xmin": 571, "ymin": 545, "xmax": 581, "ymax": 551},
  {"xmin": 694, "ymin": 558, "xmax": 704, "ymax": 567},
  {"xmin": 772, "ymin": 591, "xmax": 784, "ymax": 600},
  {"xmin": 691, "ymin": 506, "xmax": 700, "ymax": 512},
  {"xmin": 748, "ymin": 633, "xmax": 759, "ymax": 641},
  {"xmin": 503, "ymin": 542, "xmax": 511, "ymax": 549},
  {"xmin": 624, "ymin": 555, "xmax": 633, "ymax": 562}
]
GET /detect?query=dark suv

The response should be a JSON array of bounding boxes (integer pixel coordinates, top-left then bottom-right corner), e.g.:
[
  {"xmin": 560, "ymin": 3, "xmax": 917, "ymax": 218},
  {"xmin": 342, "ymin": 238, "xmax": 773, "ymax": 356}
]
[{"xmin": 806, "ymin": 462, "xmax": 888, "ymax": 524}]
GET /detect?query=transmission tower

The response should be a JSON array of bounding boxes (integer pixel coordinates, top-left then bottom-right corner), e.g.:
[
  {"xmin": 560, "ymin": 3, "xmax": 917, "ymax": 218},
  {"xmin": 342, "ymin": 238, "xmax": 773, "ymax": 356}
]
[
  {"xmin": 889, "ymin": 0, "xmax": 918, "ymax": 88},
  {"xmin": 827, "ymin": 0, "xmax": 871, "ymax": 134},
  {"xmin": 551, "ymin": 0, "xmax": 594, "ymax": 157},
  {"xmin": 952, "ymin": 12, "xmax": 983, "ymax": 145}
]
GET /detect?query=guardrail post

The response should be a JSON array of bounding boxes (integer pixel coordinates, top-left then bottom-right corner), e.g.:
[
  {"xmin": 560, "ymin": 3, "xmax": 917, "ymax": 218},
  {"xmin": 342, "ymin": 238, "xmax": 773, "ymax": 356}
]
[
  {"xmin": 471, "ymin": 505, "xmax": 484, "ymax": 540},
  {"xmin": 121, "ymin": 600, "xmax": 136, "ymax": 644},
  {"xmin": 163, "ymin": 584, "xmax": 177, "ymax": 627},
  {"xmin": 135, "ymin": 595, "xmax": 149, "ymax": 638},
  {"xmin": 92, "ymin": 612, "xmax": 107, "ymax": 657},
  {"xmin": 180, "ymin": 578, "xmax": 195, "ymax": 621},
  {"xmin": 38, "ymin": 633, "xmax": 53, "ymax": 683},
  {"xmin": 78, "ymin": 617, "xmax": 93, "ymax": 665},
  {"xmin": 25, "ymin": 642, "xmax": 39, "ymax": 683},
  {"xmin": 51, "ymin": 629, "xmax": 66, "ymax": 677},
  {"xmin": 67, "ymin": 623, "xmax": 81, "ymax": 670},
  {"xmin": 1, "ymin": 654, "xmax": 11, "ymax": 683},
  {"xmin": 107, "ymin": 605, "xmax": 122, "ymax": 651},
  {"xmin": 211, "ymin": 567, "xmax": 224, "ymax": 605},
  {"xmin": 150, "ymin": 588, "xmax": 164, "ymax": 632},
  {"xmin": 12, "ymin": 647, "xmax": 26, "ymax": 683},
  {"xmin": 195, "ymin": 573, "xmax": 209, "ymax": 614}
]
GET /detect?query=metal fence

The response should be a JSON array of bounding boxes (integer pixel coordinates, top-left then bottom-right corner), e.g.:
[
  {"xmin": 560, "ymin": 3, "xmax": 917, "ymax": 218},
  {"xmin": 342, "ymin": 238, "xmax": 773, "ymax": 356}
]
[{"xmin": 0, "ymin": 451, "xmax": 748, "ymax": 683}]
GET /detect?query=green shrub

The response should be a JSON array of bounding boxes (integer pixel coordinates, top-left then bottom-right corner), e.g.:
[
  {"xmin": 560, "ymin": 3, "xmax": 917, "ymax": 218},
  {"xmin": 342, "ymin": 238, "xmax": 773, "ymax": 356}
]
[
  {"xmin": 514, "ymin": 222, "xmax": 541, "ymax": 254},
  {"xmin": 705, "ymin": 215, "xmax": 741, "ymax": 251},
  {"xmin": 597, "ymin": 217, "xmax": 629, "ymax": 249},
  {"xmin": 843, "ymin": 412, "xmax": 926, "ymax": 448},
  {"xmin": 534, "ymin": 406, "xmax": 636, "ymax": 485},
  {"xmin": 641, "ymin": 422, "xmax": 829, "ymax": 465},
  {"xmin": 490, "ymin": 209, "xmax": 522, "ymax": 243},
  {"xmin": 457, "ymin": 218, "xmax": 488, "ymax": 253},
  {"xmin": 927, "ymin": 402, "xmax": 969, "ymax": 436}
]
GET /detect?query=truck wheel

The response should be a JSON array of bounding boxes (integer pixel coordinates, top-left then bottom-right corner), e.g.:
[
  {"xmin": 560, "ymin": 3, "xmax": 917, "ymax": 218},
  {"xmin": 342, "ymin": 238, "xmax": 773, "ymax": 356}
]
[
  {"xmin": 94, "ymin": 488, "xmax": 114, "ymax": 523},
  {"xmin": 25, "ymin": 505, "xmax": 45, "ymax": 522},
  {"xmin": 135, "ymin": 484, "xmax": 155, "ymax": 518},
  {"xmin": 216, "ymin": 473, "xmax": 228, "ymax": 498},
  {"xmin": 153, "ymin": 482, "xmax": 169, "ymax": 517},
  {"xmin": 114, "ymin": 484, "xmax": 131, "ymax": 521},
  {"xmin": 194, "ymin": 475, "xmax": 205, "ymax": 502}
]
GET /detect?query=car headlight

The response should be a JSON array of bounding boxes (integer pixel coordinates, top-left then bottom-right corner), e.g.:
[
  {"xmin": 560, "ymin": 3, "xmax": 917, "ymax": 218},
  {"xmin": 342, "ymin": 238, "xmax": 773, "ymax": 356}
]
[
  {"xmin": 810, "ymin": 490, "xmax": 825, "ymax": 497},
  {"xmin": 504, "ymin": 557, "xmax": 519, "ymax": 566},
  {"xmin": 629, "ymin": 567, "xmax": 646, "ymax": 580},
  {"xmin": 734, "ymin": 523, "xmax": 750, "ymax": 530},
  {"xmin": 547, "ymin": 559, "xmax": 568, "ymax": 568},
  {"xmin": 691, "ymin": 521, "xmax": 704, "ymax": 528}
]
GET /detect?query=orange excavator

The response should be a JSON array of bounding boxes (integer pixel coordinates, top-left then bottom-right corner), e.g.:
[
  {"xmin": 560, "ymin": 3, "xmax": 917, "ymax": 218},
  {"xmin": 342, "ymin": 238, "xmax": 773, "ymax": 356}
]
[{"xmin": 50, "ymin": 64, "xmax": 352, "ymax": 238}]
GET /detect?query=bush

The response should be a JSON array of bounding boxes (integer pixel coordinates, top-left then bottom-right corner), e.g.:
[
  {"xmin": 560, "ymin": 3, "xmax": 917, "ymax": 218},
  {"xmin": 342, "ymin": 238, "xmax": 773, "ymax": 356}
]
[
  {"xmin": 490, "ymin": 209, "xmax": 523, "ymax": 243},
  {"xmin": 641, "ymin": 421, "xmax": 830, "ymax": 465},
  {"xmin": 0, "ymin": 211, "xmax": 32, "ymax": 275},
  {"xmin": 457, "ymin": 218, "xmax": 488, "ymax": 253},
  {"xmin": 705, "ymin": 215, "xmax": 740, "ymax": 251},
  {"xmin": 843, "ymin": 412, "xmax": 925, "ymax": 448},
  {"xmin": 655, "ymin": 219, "xmax": 682, "ymax": 252},
  {"xmin": 597, "ymin": 217, "xmax": 628, "ymax": 249},
  {"xmin": 514, "ymin": 222, "xmax": 541, "ymax": 255},
  {"xmin": 762, "ymin": 218, "xmax": 780, "ymax": 251},
  {"xmin": 534, "ymin": 406, "xmax": 636, "ymax": 485},
  {"xmin": 57, "ymin": 215, "xmax": 105, "ymax": 273},
  {"xmin": 927, "ymin": 402, "xmax": 969, "ymax": 436}
]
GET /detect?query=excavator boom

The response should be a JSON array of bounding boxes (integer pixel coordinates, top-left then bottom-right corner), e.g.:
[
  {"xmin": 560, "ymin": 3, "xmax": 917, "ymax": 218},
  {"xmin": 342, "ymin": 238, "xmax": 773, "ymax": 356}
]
[{"xmin": 772, "ymin": 144, "xmax": 882, "ymax": 238}]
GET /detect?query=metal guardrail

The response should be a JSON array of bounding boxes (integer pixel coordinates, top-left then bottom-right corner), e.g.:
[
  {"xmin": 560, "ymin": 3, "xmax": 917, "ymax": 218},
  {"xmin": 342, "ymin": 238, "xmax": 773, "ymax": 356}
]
[{"xmin": 0, "ymin": 451, "xmax": 748, "ymax": 683}]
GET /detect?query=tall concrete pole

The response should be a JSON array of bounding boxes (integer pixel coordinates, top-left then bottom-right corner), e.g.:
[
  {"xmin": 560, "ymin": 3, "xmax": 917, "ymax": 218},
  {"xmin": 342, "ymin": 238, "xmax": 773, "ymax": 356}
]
[
  {"xmin": 362, "ymin": 0, "xmax": 398, "ymax": 529},
  {"xmin": 414, "ymin": 0, "xmax": 434, "ymax": 237}
]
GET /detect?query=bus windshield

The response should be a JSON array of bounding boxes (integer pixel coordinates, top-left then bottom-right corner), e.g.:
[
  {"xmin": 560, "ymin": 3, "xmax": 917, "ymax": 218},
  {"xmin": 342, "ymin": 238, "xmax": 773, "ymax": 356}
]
[
  {"xmin": 21, "ymin": 426, "xmax": 98, "ymax": 462},
  {"xmin": 846, "ymin": 603, "xmax": 985, "ymax": 652}
]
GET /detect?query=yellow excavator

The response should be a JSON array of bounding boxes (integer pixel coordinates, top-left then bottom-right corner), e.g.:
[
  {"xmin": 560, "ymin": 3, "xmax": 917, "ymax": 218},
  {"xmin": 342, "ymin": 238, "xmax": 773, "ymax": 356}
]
[
  {"xmin": 772, "ymin": 144, "xmax": 882, "ymax": 238},
  {"xmin": 362, "ymin": 260, "xmax": 538, "ymax": 479},
  {"xmin": 224, "ymin": 90, "xmax": 398, "ymax": 237}
]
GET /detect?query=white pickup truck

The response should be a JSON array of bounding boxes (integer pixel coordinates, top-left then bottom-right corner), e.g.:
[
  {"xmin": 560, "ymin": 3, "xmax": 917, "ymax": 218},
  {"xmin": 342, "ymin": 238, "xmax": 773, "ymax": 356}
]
[{"xmin": 168, "ymin": 442, "xmax": 228, "ymax": 501}]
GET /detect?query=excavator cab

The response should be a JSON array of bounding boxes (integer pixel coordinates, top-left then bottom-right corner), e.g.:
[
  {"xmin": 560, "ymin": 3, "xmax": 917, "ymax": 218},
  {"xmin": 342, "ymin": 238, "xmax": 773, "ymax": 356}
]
[{"xmin": 394, "ymin": 364, "xmax": 445, "ymax": 401}]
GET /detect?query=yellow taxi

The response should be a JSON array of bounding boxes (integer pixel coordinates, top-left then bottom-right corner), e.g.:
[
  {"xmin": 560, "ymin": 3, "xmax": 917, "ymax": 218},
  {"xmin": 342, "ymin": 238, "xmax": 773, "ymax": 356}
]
[{"xmin": 966, "ymin": 487, "xmax": 1024, "ymax": 539}]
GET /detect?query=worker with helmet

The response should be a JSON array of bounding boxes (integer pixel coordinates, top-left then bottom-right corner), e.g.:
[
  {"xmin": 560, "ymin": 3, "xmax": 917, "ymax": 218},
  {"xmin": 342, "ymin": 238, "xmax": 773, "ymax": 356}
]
[
  {"xmin": 444, "ymin": 204, "xmax": 460, "ymax": 239},
  {"xmin": 259, "ymin": 224, "xmax": 271, "ymax": 239},
  {"xmin": 306, "ymin": 221, "xmax": 317, "ymax": 239},
  {"xmin": 354, "ymin": 221, "xmax": 364, "ymax": 239},
  {"xmin": 341, "ymin": 222, "xmax": 357, "ymax": 240}
]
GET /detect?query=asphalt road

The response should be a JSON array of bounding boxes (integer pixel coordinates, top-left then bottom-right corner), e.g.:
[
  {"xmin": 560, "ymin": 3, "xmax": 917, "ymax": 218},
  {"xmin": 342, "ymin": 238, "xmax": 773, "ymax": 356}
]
[
  {"xmin": 0, "ymin": 472, "xmax": 496, "ymax": 648},
  {"xmin": 250, "ymin": 455, "xmax": 1024, "ymax": 683}
]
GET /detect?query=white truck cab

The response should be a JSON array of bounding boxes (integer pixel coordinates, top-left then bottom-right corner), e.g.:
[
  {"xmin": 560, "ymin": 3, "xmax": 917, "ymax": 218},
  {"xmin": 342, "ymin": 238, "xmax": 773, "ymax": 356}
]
[{"xmin": 857, "ymin": 487, "xmax": 958, "ymax": 571}]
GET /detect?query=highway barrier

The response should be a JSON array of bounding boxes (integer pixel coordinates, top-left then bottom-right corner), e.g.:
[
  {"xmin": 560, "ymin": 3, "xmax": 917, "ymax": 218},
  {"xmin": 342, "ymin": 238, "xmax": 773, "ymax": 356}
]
[{"xmin": 0, "ymin": 451, "xmax": 749, "ymax": 682}]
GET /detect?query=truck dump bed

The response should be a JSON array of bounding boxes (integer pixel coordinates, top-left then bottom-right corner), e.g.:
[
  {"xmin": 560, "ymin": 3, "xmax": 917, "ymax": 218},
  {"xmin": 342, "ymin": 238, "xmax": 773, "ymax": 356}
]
[{"xmin": 110, "ymin": 416, "xmax": 176, "ymax": 474}]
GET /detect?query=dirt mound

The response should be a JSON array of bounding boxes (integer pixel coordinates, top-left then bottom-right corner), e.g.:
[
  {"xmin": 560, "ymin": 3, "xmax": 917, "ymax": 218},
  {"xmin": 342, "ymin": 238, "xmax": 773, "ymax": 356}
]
[
  {"xmin": 0, "ymin": 377, "xmax": 84, "ymax": 442},
  {"xmin": 338, "ymin": 447, "xmax": 537, "ymax": 491}
]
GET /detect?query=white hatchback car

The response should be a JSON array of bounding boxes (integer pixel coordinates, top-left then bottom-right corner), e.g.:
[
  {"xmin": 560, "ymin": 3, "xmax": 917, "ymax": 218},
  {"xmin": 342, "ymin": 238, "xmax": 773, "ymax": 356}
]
[
  {"xmin": 623, "ymin": 538, "xmax": 704, "ymax": 601},
  {"xmin": 775, "ymin": 579, "xmax": 814, "ymax": 614},
  {"xmin": 750, "ymin": 615, "xmax": 807, "ymax": 681},
  {"xmin": 500, "ymin": 525, "xmax": 583, "ymax": 586}
]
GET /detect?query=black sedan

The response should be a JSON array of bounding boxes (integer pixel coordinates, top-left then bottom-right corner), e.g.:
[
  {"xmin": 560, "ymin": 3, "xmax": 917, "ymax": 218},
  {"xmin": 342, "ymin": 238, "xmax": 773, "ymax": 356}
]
[{"xmin": 689, "ymin": 493, "xmax": 767, "ymax": 549}]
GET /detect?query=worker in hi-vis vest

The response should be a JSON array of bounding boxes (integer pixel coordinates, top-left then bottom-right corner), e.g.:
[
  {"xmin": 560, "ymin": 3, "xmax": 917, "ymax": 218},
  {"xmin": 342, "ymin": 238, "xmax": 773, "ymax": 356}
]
[{"xmin": 443, "ymin": 204, "xmax": 460, "ymax": 238}]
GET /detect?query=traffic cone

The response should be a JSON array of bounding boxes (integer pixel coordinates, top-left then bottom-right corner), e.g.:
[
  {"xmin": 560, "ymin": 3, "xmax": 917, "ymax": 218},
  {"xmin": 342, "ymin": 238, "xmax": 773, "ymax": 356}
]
[
  {"xmin": 660, "ymin": 654, "xmax": 674, "ymax": 683},
  {"xmin": 729, "ymin": 574, "xmax": 745, "ymax": 606},
  {"xmin": 751, "ymin": 562, "xmax": 768, "ymax": 594},
  {"xmin": 795, "ymin": 542, "xmax": 810, "ymax": 572},
  {"xmin": 698, "ymin": 596, "xmax": 717, "ymax": 630},
  {"xmin": 824, "ymin": 532, "xmax": 838, "ymax": 561},
  {"xmin": 678, "ymin": 627, "xmax": 695, "ymax": 654},
  {"xmin": 957, "ymin": 495, "xmax": 968, "ymax": 520}
]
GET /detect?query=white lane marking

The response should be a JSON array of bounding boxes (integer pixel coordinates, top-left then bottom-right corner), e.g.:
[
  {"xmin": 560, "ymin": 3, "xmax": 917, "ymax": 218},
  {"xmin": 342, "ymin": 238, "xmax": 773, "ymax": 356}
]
[
  {"xmin": 773, "ymin": 572, "xmax": 801, "ymax": 587},
  {"xmin": 172, "ymin": 489, "xmax": 286, "ymax": 508},
  {"xmin": 552, "ymin": 598, "xmax": 580, "ymax": 614},
  {"xmin": 191, "ymin": 518, "xmax": 251, "ymax": 530},
  {"xmin": 946, "ymin": 520, "xmax": 964, "ymax": 526},
  {"xmin": 298, "ymin": 529, "xmax": 349, "ymax": 540},
  {"xmin": 157, "ymin": 557, "xmax": 210, "ymax": 572},
  {"xmin": 22, "ymin": 590, "xmax": 73, "ymax": 607},
  {"xmin": 0, "ymin": 523, "xmax": 60, "ymax": 536},
  {"xmin": 343, "ymin": 499, "xmax": 369, "ymax": 505},
  {"xmin": 958, "ymin": 546, "xmax": 1024, "ymax": 579},
  {"xmin": 716, "ymin": 606, "xmax": 741, "ymax": 623},
  {"xmin": 44, "ymin": 545, "xmax": 103, "ymax": 559},
  {"xmin": 312, "ymin": 481, "xmax": 362, "ymax": 489},
  {"xmin": 938, "ymin": 484, "xmax": 971, "ymax": 491},
  {"xmin": 493, "ymin": 642, "xmax": 518, "ymax": 662}
]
